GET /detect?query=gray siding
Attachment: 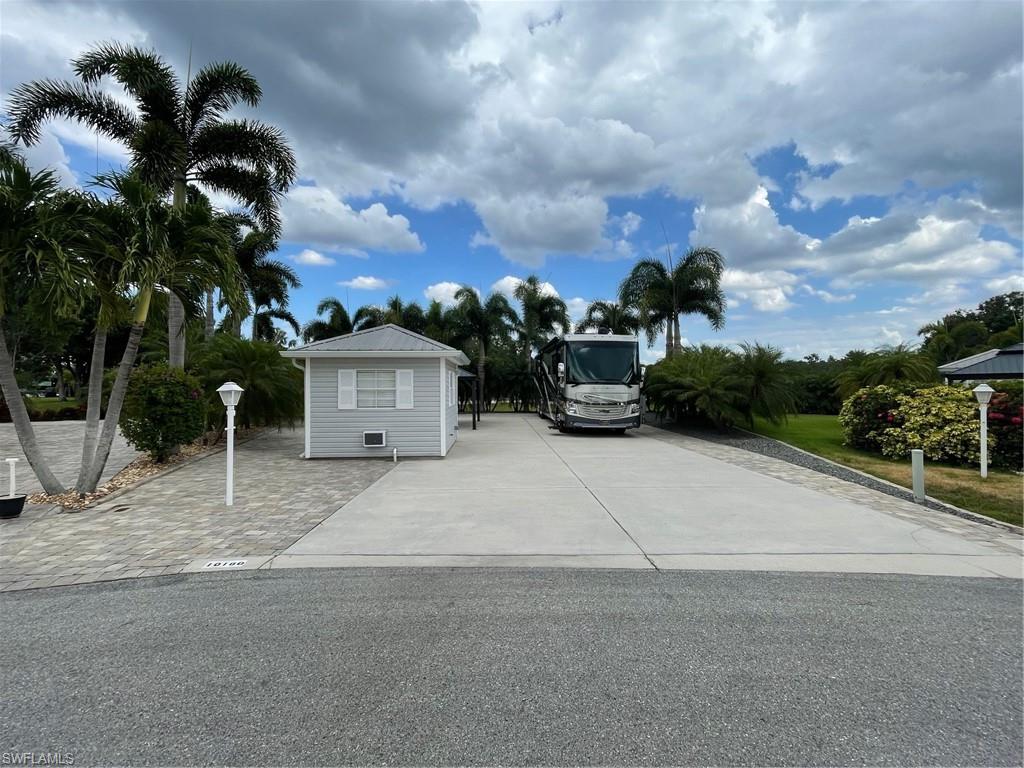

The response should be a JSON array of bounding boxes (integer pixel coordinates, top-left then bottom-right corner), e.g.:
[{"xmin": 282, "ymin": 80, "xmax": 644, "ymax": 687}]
[
  {"xmin": 308, "ymin": 357, "xmax": 441, "ymax": 458},
  {"xmin": 445, "ymin": 359, "xmax": 459, "ymax": 453}
]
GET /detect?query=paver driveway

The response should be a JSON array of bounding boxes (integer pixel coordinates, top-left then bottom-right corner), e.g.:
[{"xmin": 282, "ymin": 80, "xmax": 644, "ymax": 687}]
[{"xmin": 279, "ymin": 414, "xmax": 1022, "ymax": 577}]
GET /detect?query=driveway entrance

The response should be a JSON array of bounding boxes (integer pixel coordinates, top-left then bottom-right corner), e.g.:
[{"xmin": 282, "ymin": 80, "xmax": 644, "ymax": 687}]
[{"xmin": 279, "ymin": 415, "xmax": 1021, "ymax": 577}]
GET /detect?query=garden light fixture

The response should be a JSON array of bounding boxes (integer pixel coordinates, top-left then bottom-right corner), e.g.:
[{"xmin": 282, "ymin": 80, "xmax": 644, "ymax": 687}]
[
  {"xmin": 972, "ymin": 383, "xmax": 994, "ymax": 479},
  {"xmin": 216, "ymin": 382, "xmax": 244, "ymax": 505}
]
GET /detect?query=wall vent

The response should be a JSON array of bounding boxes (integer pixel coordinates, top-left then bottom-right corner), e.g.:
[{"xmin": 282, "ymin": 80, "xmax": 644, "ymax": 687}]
[{"xmin": 363, "ymin": 430, "xmax": 387, "ymax": 447}]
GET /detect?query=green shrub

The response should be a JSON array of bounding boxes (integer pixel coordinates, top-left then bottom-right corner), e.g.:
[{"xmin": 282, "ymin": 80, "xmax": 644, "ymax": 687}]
[
  {"xmin": 192, "ymin": 335, "xmax": 302, "ymax": 430},
  {"xmin": 838, "ymin": 385, "xmax": 909, "ymax": 451},
  {"xmin": 643, "ymin": 346, "xmax": 746, "ymax": 429},
  {"xmin": 877, "ymin": 385, "xmax": 988, "ymax": 465},
  {"xmin": 989, "ymin": 383, "xmax": 1023, "ymax": 470},
  {"xmin": 121, "ymin": 364, "xmax": 206, "ymax": 462}
]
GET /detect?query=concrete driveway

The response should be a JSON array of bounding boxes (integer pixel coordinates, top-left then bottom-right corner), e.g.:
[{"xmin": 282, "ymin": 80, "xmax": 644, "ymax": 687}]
[{"xmin": 278, "ymin": 415, "xmax": 1021, "ymax": 577}]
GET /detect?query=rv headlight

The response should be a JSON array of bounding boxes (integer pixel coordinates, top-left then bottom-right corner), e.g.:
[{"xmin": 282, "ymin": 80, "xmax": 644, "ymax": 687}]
[
  {"xmin": 566, "ymin": 402, "xmax": 578, "ymax": 415},
  {"xmin": 629, "ymin": 403, "xmax": 640, "ymax": 415}
]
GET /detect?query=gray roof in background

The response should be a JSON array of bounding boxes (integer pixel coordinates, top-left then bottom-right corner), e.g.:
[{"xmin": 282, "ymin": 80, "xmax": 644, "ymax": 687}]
[
  {"xmin": 937, "ymin": 348, "xmax": 1000, "ymax": 373},
  {"xmin": 944, "ymin": 343, "xmax": 1023, "ymax": 381},
  {"xmin": 287, "ymin": 324, "xmax": 460, "ymax": 355}
]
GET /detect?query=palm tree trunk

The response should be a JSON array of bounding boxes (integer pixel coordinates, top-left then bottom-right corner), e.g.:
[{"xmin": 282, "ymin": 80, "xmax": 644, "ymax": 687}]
[
  {"xmin": 673, "ymin": 313, "xmax": 682, "ymax": 354},
  {"xmin": 0, "ymin": 317, "xmax": 65, "ymax": 494},
  {"xmin": 79, "ymin": 322, "xmax": 144, "ymax": 493},
  {"xmin": 665, "ymin": 318, "xmax": 674, "ymax": 359},
  {"xmin": 168, "ymin": 175, "xmax": 188, "ymax": 369},
  {"xmin": 75, "ymin": 327, "xmax": 107, "ymax": 493},
  {"xmin": 205, "ymin": 290, "xmax": 216, "ymax": 340}
]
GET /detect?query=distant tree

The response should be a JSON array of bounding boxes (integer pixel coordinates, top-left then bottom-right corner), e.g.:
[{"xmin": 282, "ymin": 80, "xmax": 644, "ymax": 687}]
[
  {"xmin": 302, "ymin": 298, "xmax": 353, "ymax": 342},
  {"xmin": 835, "ymin": 344, "xmax": 937, "ymax": 399},
  {"xmin": 452, "ymin": 287, "xmax": 519, "ymax": 410},
  {"xmin": 352, "ymin": 305, "xmax": 387, "ymax": 331},
  {"xmin": 513, "ymin": 275, "xmax": 569, "ymax": 356},
  {"xmin": 575, "ymin": 301, "xmax": 640, "ymax": 335},
  {"xmin": 423, "ymin": 299, "xmax": 455, "ymax": 343}
]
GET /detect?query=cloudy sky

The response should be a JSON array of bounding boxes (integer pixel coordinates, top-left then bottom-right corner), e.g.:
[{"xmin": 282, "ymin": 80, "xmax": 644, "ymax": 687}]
[{"xmin": 2, "ymin": 0, "xmax": 1021, "ymax": 361}]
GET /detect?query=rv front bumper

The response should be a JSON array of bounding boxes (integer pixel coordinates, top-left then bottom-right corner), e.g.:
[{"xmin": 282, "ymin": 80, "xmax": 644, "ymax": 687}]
[{"xmin": 563, "ymin": 414, "xmax": 642, "ymax": 430}]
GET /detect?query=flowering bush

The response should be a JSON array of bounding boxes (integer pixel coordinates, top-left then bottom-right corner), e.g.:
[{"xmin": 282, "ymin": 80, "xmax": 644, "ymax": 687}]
[
  {"xmin": 120, "ymin": 364, "xmax": 206, "ymax": 462},
  {"xmin": 988, "ymin": 381, "xmax": 1022, "ymax": 470},
  {"xmin": 877, "ymin": 386, "xmax": 988, "ymax": 464},
  {"xmin": 838, "ymin": 385, "xmax": 910, "ymax": 451}
]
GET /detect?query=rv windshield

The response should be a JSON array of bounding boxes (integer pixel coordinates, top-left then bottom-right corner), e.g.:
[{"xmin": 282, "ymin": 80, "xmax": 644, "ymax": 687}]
[{"xmin": 566, "ymin": 341, "xmax": 639, "ymax": 385}]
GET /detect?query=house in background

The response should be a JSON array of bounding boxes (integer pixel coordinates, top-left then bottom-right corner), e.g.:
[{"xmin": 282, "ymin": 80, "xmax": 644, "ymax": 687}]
[
  {"xmin": 939, "ymin": 343, "xmax": 1024, "ymax": 383},
  {"xmin": 284, "ymin": 325, "xmax": 470, "ymax": 458}
]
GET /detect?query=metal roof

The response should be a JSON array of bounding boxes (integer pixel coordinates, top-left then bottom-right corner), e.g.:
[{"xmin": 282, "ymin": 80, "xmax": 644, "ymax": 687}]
[
  {"xmin": 944, "ymin": 343, "xmax": 1023, "ymax": 381},
  {"xmin": 284, "ymin": 324, "xmax": 469, "ymax": 363},
  {"xmin": 937, "ymin": 348, "xmax": 1000, "ymax": 374}
]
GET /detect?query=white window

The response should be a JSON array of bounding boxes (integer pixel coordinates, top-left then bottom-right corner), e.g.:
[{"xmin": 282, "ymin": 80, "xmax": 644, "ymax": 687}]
[
  {"xmin": 357, "ymin": 369, "xmax": 397, "ymax": 408},
  {"xmin": 339, "ymin": 368, "xmax": 413, "ymax": 410}
]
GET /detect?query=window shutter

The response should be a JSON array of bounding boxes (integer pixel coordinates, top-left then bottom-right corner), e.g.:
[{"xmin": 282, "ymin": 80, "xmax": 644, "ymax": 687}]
[
  {"xmin": 396, "ymin": 369, "xmax": 414, "ymax": 409},
  {"xmin": 337, "ymin": 369, "xmax": 356, "ymax": 409}
]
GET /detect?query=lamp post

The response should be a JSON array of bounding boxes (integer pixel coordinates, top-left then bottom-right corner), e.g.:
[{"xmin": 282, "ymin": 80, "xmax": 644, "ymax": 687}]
[
  {"xmin": 216, "ymin": 382, "xmax": 244, "ymax": 505},
  {"xmin": 973, "ymin": 383, "xmax": 994, "ymax": 479}
]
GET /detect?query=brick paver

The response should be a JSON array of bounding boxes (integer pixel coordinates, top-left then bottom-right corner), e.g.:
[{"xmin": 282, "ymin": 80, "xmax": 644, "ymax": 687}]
[
  {"xmin": 0, "ymin": 428, "xmax": 392, "ymax": 591},
  {"xmin": 0, "ymin": 420, "xmax": 139, "ymax": 495}
]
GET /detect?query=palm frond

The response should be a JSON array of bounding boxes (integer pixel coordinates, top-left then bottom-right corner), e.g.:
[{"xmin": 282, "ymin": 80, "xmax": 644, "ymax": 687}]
[
  {"xmin": 73, "ymin": 42, "xmax": 181, "ymax": 125},
  {"xmin": 191, "ymin": 120, "xmax": 296, "ymax": 190},
  {"xmin": 185, "ymin": 61, "xmax": 261, "ymax": 134},
  {"xmin": 6, "ymin": 79, "xmax": 140, "ymax": 144}
]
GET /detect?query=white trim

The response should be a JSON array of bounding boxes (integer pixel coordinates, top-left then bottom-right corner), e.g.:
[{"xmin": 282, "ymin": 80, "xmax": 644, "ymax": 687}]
[
  {"xmin": 291, "ymin": 358, "xmax": 312, "ymax": 458},
  {"xmin": 304, "ymin": 358, "xmax": 311, "ymax": 457},
  {"xmin": 439, "ymin": 357, "xmax": 446, "ymax": 457},
  {"xmin": 283, "ymin": 349, "xmax": 469, "ymax": 363}
]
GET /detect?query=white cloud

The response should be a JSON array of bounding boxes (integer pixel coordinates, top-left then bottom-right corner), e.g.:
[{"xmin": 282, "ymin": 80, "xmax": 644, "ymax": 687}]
[
  {"xmin": 721, "ymin": 268, "xmax": 800, "ymax": 312},
  {"xmin": 282, "ymin": 186, "xmax": 424, "ymax": 254},
  {"xmin": 290, "ymin": 248, "xmax": 335, "ymax": 266},
  {"xmin": 613, "ymin": 211, "xmax": 643, "ymax": 237},
  {"xmin": 423, "ymin": 281, "xmax": 473, "ymax": 305},
  {"xmin": 338, "ymin": 276, "xmax": 393, "ymax": 290},
  {"xmin": 566, "ymin": 297, "xmax": 589, "ymax": 323},
  {"xmin": 490, "ymin": 275, "xmax": 559, "ymax": 299},
  {"xmin": 986, "ymin": 274, "xmax": 1024, "ymax": 293},
  {"xmin": 800, "ymin": 285, "xmax": 855, "ymax": 303}
]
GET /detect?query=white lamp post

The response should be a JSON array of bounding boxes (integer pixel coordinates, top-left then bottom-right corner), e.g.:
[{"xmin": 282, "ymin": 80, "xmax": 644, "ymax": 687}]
[
  {"xmin": 216, "ymin": 382, "xmax": 244, "ymax": 505},
  {"xmin": 973, "ymin": 383, "xmax": 994, "ymax": 479}
]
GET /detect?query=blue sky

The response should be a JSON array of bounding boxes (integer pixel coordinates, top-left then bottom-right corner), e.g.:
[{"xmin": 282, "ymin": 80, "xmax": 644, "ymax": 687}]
[{"xmin": 3, "ymin": 1, "xmax": 1021, "ymax": 362}]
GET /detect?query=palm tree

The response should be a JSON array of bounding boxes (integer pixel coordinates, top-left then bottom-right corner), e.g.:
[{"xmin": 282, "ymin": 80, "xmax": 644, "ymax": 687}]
[
  {"xmin": 643, "ymin": 345, "xmax": 746, "ymax": 428},
  {"xmin": 302, "ymin": 298, "xmax": 353, "ymax": 342},
  {"xmin": 835, "ymin": 344, "xmax": 938, "ymax": 399},
  {"xmin": 381, "ymin": 295, "xmax": 428, "ymax": 333},
  {"xmin": 513, "ymin": 276, "xmax": 569, "ymax": 356},
  {"xmin": 423, "ymin": 299, "xmax": 454, "ymax": 343},
  {"xmin": 8, "ymin": 42, "xmax": 297, "ymax": 368},
  {"xmin": 619, "ymin": 246, "xmax": 726, "ymax": 357},
  {"xmin": 353, "ymin": 305, "xmax": 387, "ymax": 331},
  {"xmin": 452, "ymin": 287, "xmax": 519, "ymax": 410},
  {"xmin": 0, "ymin": 154, "xmax": 83, "ymax": 493},
  {"xmin": 574, "ymin": 301, "xmax": 640, "ymax": 335},
  {"xmin": 733, "ymin": 342, "xmax": 797, "ymax": 426}
]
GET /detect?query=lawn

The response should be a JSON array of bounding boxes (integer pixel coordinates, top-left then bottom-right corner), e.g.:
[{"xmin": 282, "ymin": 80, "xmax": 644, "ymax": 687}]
[
  {"xmin": 26, "ymin": 397, "xmax": 82, "ymax": 413},
  {"xmin": 750, "ymin": 414, "xmax": 1023, "ymax": 528}
]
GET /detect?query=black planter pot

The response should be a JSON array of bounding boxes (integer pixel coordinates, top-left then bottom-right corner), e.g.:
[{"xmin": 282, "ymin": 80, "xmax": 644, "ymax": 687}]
[{"xmin": 0, "ymin": 495, "xmax": 27, "ymax": 519}]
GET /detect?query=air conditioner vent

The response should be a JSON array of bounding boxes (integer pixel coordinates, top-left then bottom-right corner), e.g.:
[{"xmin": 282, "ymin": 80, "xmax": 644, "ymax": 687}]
[{"xmin": 363, "ymin": 430, "xmax": 386, "ymax": 447}]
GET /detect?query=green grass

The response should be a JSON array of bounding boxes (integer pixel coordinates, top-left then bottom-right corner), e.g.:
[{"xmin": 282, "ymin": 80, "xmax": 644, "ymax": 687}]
[
  {"xmin": 26, "ymin": 397, "xmax": 81, "ymax": 413},
  {"xmin": 750, "ymin": 414, "xmax": 1023, "ymax": 528}
]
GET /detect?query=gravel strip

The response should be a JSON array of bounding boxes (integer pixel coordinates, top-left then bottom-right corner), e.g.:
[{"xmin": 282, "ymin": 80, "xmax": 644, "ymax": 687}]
[{"xmin": 646, "ymin": 416, "xmax": 1018, "ymax": 531}]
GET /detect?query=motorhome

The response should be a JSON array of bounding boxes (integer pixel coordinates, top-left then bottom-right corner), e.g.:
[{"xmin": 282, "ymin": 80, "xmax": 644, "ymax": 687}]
[{"xmin": 534, "ymin": 332, "xmax": 642, "ymax": 432}]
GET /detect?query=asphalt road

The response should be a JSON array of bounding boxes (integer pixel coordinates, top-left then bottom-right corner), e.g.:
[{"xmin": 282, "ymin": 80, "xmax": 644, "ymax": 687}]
[{"xmin": 2, "ymin": 569, "xmax": 1021, "ymax": 766}]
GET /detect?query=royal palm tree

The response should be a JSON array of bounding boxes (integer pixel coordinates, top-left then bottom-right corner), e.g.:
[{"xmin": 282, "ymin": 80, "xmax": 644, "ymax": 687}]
[
  {"xmin": 8, "ymin": 42, "xmax": 297, "ymax": 368},
  {"xmin": 513, "ymin": 275, "xmax": 569, "ymax": 356},
  {"xmin": 452, "ymin": 287, "xmax": 519, "ymax": 410},
  {"xmin": 619, "ymin": 246, "xmax": 726, "ymax": 357},
  {"xmin": 574, "ymin": 300, "xmax": 640, "ymax": 335},
  {"xmin": 0, "ymin": 155, "xmax": 84, "ymax": 493},
  {"xmin": 302, "ymin": 298, "xmax": 353, "ymax": 342}
]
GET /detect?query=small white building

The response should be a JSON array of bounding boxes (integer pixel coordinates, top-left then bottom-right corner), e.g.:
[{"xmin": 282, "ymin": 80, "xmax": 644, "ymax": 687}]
[{"xmin": 283, "ymin": 325, "xmax": 469, "ymax": 458}]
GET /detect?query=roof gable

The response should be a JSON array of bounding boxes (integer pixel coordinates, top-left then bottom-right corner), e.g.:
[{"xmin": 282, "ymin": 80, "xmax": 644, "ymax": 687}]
[{"xmin": 288, "ymin": 324, "xmax": 460, "ymax": 355}]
